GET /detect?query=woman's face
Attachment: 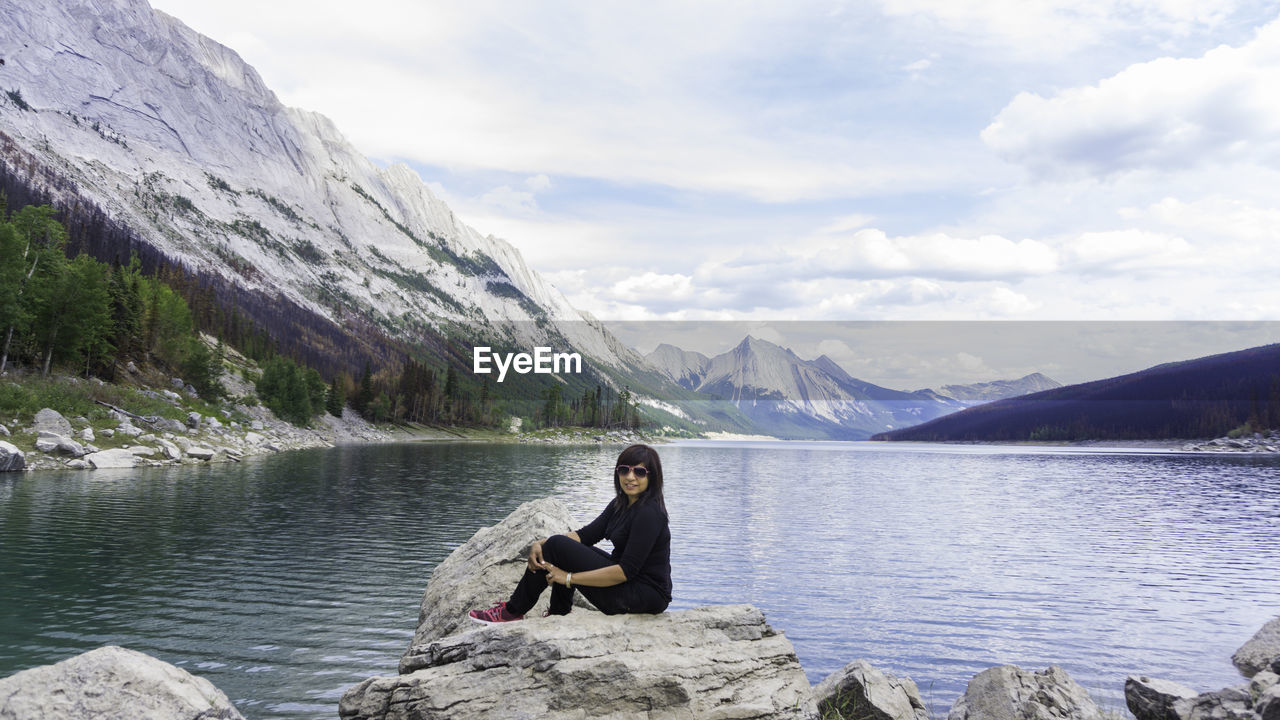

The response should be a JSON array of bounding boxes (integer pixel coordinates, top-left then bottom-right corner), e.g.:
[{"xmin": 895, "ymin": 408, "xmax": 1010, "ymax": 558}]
[{"xmin": 618, "ymin": 463, "xmax": 649, "ymax": 503}]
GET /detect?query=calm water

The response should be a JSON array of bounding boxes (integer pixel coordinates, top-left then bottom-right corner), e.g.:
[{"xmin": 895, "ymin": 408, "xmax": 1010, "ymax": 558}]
[{"xmin": 1, "ymin": 441, "xmax": 1278, "ymax": 718}]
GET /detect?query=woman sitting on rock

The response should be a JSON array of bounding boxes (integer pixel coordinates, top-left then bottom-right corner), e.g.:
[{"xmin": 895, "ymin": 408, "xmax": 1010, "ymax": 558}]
[{"xmin": 468, "ymin": 443, "xmax": 671, "ymax": 622}]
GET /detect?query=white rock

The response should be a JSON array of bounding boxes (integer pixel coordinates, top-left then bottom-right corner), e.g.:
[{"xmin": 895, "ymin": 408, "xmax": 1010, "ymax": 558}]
[
  {"xmin": 66, "ymin": 459, "xmax": 90, "ymax": 470},
  {"xmin": 0, "ymin": 423, "xmax": 11, "ymax": 437},
  {"xmin": 79, "ymin": 427, "xmax": 95, "ymax": 442},
  {"xmin": 32, "ymin": 408, "xmax": 72, "ymax": 436},
  {"xmin": 128, "ymin": 446, "xmax": 158, "ymax": 457},
  {"xmin": 1235, "ymin": 616, "xmax": 1280, "ymax": 677},
  {"xmin": 343, "ymin": 605, "xmax": 817, "ymax": 720},
  {"xmin": 85, "ymin": 448, "xmax": 139, "ymax": 469},
  {"xmin": 101, "ymin": 428, "xmax": 115, "ymax": 438},
  {"xmin": 205, "ymin": 416, "xmax": 222, "ymax": 429},
  {"xmin": 0, "ymin": 440, "xmax": 24, "ymax": 472},
  {"xmin": 244, "ymin": 432, "xmax": 265, "ymax": 445},
  {"xmin": 814, "ymin": 659, "xmax": 930, "ymax": 720},
  {"xmin": 117, "ymin": 422, "xmax": 144, "ymax": 437},
  {"xmin": 948, "ymin": 665, "xmax": 1104, "ymax": 720},
  {"xmin": 158, "ymin": 440, "xmax": 182, "ymax": 461},
  {"xmin": 0, "ymin": 645, "xmax": 245, "ymax": 720},
  {"xmin": 186, "ymin": 446, "xmax": 216, "ymax": 460}
]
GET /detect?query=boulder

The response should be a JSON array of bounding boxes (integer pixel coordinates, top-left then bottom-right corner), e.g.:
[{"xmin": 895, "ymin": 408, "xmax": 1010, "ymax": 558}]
[
  {"xmin": 78, "ymin": 427, "xmax": 95, "ymax": 442},
  {"xmin": 32, "ymin": 408, "xmax": 71, "ymax": 436},
  {"xmin": 34, "ymin": 431, "xmax": 85, "ymax": 457},
  {"xmin": 84, "ymin": 448, "xmax": 139, "ymax": 469},
  {"xmin": 1235, "ymin": 618, "xmax": 1280, "ymax": 678},
  {"xmin": 186, "ymin": 446, "xmax": 216, "ymax": 460},
  {"xmin": 156, "ymin": 418, "xmax": 187, "ymax": 434},
  {"xmin": 250, "ymin": 420, "xmax": 264, "ymax": 431},
  {"xmin": 341, "ymin": 605, "xmax": 817, "ymax": 720},
  {"xmin": 814, "ymin": 659, "xmax": 930, "ymax": 720},
  {"xmin": 948, "ymin": 665, "xmax": 1105, "ymax": 720},
  {"xmin": 1172, "ymin": 685, "xmax": 1254, "ymax": 720},
  {"xmin": 101, "ymin": 428, "xmax": 115, "ymax": 438},
  {"xmin": 128, "ymin": 446, "xmax": 158, "ymax": 457},
  {"xmin": 205, "ymin": 416, "xmax": 223, "ymax": 429},
  {"xmin": 408, "ymin": 497, "xmax": 580, "ymax": 646},
  {"xmin": 117, "ymin": 422, "xmax": 145, "ymax": 437},
  {"xmin": 1127, "ymin": 675, "xmax": 1200, "ymax": 720},
  {"xmin": 0, "ymin": 644, "xmax": 245, "ymax": 719},
  {"xmin": 1258, "ymin": 685, "xmax": 1280, "ymax": 720},
  {"xmin": 66, "ymin": 459, "xmax": 89, "ymax": 470},
  {"xmin": 172, "ymin": 377, "xmax": 185, "ymax": 389},
  {"xmin": 0, "ymin": 423, "xmax": 10, "ymax": 436},
  {"xmin": 1253, "ymin": 672, "xmax": 1280, "ymax": 705},
  {"xmin": 158, "ymin": 439, "xmax": 182, "ymax": 461},
  {"xmin": 0, "ymin": 441, "xmax": 24, "ymax": 472},
  {"xmin": 186, "ymin": 412, "xmax": 202, "ymax": 429}
]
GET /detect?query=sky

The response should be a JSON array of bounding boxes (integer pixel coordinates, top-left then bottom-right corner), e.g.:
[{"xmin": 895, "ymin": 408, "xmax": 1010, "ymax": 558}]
[{"xmin": 145, "ymin": 1, "xmax": 1280, "ymax": 384}]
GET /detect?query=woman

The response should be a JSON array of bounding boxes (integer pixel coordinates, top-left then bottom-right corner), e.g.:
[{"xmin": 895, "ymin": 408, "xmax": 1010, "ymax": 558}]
[{"xmin": 468, "ymin": 443, "xmax": 671, "ymax": 622}]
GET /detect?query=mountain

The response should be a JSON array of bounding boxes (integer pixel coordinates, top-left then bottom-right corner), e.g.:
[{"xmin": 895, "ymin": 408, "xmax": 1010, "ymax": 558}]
[
  {"xmin": 0, "ymin": 0, "xmax": 700, "ymax": 423},
  {"xmin": 645, "ymin": 337, "xmax": 1065, "ymax": 439},
  {"xmin": 643, "ymin": 336, "xmax": 948, "ymax": 439},
  {"xmin": 874, "ymin": 343, "xmax": 1280, "ymax": 442},
  {"xmin": 643, "ymin": 344, "xmax": 710, "ymax": 390},
  {"xmin": 924, "ymin": 373, "xmax": 1061, "ymax": 405}
]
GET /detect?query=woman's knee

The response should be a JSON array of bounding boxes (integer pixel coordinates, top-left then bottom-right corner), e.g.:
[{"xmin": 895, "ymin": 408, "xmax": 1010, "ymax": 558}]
[{"xmin": 542, "ymin": 533, "xmax": 577, "ymax": 560}]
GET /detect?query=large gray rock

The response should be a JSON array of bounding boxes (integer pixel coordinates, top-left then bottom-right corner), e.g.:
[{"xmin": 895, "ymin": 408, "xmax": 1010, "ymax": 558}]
[
  {"xmin": 409, "ymin": 497, "xmax": 580, "ymax": 646},
  {"xmin": 948, "ymin": 665, "xmax": 1105, "ymax": 720},
  {"xmin": 1173, "ymin": 685, "xmax": 1254, "ymax": 720},
  {"xmin": 35, "ymin": 431, "xmax": 86, "ymax": 457},
  {"xmin": 814, "ymin": 659, "xmax": 930, "ymax": 720},
  {"xmin": 0, "ymin": 441, "xmax": 23, "ymax": 472},
  {"xmin": 1236, "ymin": 618, "xmax": 1280, "ymax": 678},
  {"xmin": 0, "ymin": 645, "xmax": 245, "ymax": 719},
  {"xmin": 1258, "ymin": 685, "xmax": 1280, "ymax": 720},
  {"xmin": 84, "ymin": 448, "xmax": 139, "ymax": 469},
  {"xmin": 1253, "ymin": 672, "xmax": 1280, "ymax": 706},
  {"xmin": 341, "ymin": 604, "xmax": 817, "ymax": 720},
  {"xmin": 1127, "ymin": 675, "xmax": 1200, "ymax": 720},
  {"xmin": 31, "ymin": 408, "xmax": 71, "ymax": 436}
]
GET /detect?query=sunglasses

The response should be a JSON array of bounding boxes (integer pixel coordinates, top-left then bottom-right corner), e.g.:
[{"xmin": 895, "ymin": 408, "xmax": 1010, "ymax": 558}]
[{"xmin": 617, "ymin": 464, "xmax": 650, "ymax": 479}]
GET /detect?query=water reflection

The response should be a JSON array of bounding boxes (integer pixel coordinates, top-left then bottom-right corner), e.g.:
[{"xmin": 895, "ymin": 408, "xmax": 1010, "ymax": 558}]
[{"xmin": 2, "ymin": 441, "xmax": 1278, "ymax": 718}]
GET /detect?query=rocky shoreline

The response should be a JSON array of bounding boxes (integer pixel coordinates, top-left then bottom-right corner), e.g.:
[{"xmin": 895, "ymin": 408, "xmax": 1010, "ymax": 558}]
[{"xmin": 1, "ymin": 497, "xmax": 1277, "ymax": 719}]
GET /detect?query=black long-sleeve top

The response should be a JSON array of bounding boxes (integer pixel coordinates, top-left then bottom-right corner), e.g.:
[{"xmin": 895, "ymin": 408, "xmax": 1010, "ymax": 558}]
[{"xmin": 576, "ymin": 499, "xmax": 672, "ymax": 603}]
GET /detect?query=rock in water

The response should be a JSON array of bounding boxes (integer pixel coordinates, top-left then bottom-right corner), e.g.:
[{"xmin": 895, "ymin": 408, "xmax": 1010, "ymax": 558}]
[
  {"xmin": 0, "ymin": 441, "xmax": 24, "ymax": 472},
  {"xmin": 1235, "ymin": 618, "xmax": 1280, "ymax": 678},
  {"xmin": 813, "ymin": 659, "xmax": 930, "ymax": 720},
  {"xmin": 341, "ymin": 604, "xmax": 816, "ymax": 720},
  {"xmin": 948, "ymin": 665, "xmax": 1105, "ymax": 720},
  {"xmin": 0, "ymin": 645, "xmax": 245, "ymax": 719},
  {"xmin": 31, "ymin": 408, "xmax": 72, "ymax": 436},
  {"xmin": 1126, "ymin": 675, "xmax": 1200, "ymax": 720},
  {"xmin": 408, "ymin": 497, "xmax": 579, "ymax": 646}
]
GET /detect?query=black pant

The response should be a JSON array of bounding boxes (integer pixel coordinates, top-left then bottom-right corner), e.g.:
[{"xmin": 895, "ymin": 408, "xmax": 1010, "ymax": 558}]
[{"xmin": 506, "ymin": 534, "xmax": 666, "ymax": 616}]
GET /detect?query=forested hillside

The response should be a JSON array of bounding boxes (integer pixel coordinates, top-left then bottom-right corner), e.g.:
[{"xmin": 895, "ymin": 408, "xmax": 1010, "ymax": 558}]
[{"xmin": 874, "ymin": 344, "xmax": 1280, "ymax": 442}]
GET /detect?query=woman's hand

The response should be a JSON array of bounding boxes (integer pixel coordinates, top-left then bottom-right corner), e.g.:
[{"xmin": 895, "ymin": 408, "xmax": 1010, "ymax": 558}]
[
  {"xmin": 527, "ymin": 540, "xmax": 546, "ymax": 572},
  {"xmin": 543, "ymin": 562, "xmax": 568, "ymax": 587}
]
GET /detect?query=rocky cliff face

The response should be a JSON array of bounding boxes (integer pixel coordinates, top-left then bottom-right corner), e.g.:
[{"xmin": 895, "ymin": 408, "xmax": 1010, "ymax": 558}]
[{"xmin": 0, "ymin": 0, "xmax": 642, "ymax": 373}]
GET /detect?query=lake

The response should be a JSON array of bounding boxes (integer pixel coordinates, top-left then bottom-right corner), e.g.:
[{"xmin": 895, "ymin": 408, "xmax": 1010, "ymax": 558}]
[{"xmin": 1, "ymin": 440, "xmax": 1278, "ymax": 718}]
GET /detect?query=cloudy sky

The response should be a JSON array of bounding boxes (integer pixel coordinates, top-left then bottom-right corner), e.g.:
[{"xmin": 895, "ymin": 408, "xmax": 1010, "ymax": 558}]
[{"xmin": 148, "ymin": 1, "xmax": 1280, "ymax": 371}]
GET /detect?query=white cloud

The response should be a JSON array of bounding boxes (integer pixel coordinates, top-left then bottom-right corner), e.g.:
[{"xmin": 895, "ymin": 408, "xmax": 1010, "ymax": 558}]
[
  {"xmin": 876, "ymin": 0, "xmax": 1245, "ymax": 53},
  {"xmin": 1059, "ymin": 229, "xmax": 1196, "ymax": 274},
  {"xmin": 983, "ymin": 18, "xmax": 1280, "ymax": 175}
]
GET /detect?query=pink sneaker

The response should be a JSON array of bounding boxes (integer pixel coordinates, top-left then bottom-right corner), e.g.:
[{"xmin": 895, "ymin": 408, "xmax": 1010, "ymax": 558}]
[{"xmin": 468, "ymin": 601, "xmax": 523, "ymax": 624}]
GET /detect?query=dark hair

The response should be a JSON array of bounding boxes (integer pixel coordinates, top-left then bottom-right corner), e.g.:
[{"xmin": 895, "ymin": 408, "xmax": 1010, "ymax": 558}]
[{"xmin": 612, "ymin": 443, "xmax": 666, "ymax": 514}]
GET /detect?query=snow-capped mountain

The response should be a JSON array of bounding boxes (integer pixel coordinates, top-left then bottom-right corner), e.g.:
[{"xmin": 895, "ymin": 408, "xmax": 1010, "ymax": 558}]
[
  {"xmin": 0, "ymin": 0, "xmax": 637, "ymax": 376},
  {"xmin": 645, "ymin": 337, "xmax": 1060, "ymax": 439}
]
